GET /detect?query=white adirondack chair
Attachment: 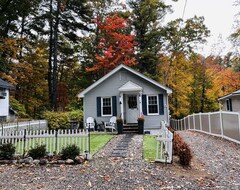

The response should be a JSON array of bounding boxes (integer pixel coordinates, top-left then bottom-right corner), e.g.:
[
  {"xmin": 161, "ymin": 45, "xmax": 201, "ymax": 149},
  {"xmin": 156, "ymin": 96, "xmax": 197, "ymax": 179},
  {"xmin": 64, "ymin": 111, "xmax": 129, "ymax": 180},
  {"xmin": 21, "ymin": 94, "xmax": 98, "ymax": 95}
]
[
  {"xmin": 104, "ymin": 116, "xmax": 117, "ymax": 132},
  {"xmin": 85, "ymin": 117, "xmax": 95, "ymax": 131}
]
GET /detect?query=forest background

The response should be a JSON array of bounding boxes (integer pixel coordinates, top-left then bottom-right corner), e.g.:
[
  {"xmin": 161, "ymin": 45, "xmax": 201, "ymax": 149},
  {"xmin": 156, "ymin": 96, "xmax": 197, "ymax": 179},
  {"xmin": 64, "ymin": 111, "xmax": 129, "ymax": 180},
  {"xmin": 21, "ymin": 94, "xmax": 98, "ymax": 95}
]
[{"xmin": 0, "ymin": 0, "xmax": 239, "ymax": 120}]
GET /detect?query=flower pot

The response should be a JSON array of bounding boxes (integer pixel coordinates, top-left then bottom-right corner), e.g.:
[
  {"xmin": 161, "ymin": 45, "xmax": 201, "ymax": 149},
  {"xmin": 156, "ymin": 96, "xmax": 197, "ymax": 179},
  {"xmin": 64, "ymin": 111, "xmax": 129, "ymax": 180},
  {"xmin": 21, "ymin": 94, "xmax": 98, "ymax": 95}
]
[
  {"xmin": 117, "ymin": 119, "xmax": 123, "ymax": 134},
  {"xmin": 138, "ymin": 120, "xmax": 144, "ymax": 134}
]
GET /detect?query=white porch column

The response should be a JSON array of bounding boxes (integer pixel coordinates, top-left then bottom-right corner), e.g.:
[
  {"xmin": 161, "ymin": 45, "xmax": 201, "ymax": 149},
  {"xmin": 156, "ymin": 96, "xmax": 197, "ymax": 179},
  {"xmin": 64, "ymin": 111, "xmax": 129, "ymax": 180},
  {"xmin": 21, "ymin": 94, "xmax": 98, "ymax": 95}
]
[
  {"xmin": 120, "ymin": 92, "xmax": 124, "ymax": 121},
  {"xmin": 139, "ymin": 91, "xmax": 142, "ymax": 116}
]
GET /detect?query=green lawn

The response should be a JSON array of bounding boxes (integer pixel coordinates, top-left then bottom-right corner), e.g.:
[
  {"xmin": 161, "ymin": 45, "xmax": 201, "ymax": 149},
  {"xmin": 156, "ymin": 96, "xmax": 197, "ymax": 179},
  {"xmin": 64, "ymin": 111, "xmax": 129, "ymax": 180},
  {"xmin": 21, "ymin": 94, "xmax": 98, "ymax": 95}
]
[
  {"xmin": 12, "ymin": 133, "xmax": 114, "ymax": 156},
  {"xmin": 143, "ymin": 135, "xmax": 157, "ymax": 161},
  {"xmin": 90, "ymin": 134, "xmax": 114, "ymax": 155}
]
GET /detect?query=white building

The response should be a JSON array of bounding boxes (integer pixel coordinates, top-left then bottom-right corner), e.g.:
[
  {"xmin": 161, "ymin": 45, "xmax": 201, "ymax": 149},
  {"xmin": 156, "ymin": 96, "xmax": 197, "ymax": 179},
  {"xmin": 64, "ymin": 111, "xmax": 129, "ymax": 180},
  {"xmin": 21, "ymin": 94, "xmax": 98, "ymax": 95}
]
[{"xmin": 0, "ymin": 78, "xmax": 15, "ymax": 122}]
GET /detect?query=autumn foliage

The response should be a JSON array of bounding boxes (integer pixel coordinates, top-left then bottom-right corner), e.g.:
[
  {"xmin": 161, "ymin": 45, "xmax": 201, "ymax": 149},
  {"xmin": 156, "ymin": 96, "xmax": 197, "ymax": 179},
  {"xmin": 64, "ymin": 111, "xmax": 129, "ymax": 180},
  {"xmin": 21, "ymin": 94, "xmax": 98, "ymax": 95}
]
[{"xmin": 87, "ymin": 15, "xmax": 137, "ymax": 76}]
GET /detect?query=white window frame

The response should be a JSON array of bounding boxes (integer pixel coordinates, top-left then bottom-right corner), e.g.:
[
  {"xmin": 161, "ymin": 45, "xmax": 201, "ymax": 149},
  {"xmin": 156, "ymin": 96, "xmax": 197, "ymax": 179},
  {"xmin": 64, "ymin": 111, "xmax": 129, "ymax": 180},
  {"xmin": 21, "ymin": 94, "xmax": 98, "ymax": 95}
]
[
  {"xmin": 101, "ymin": 97, "xmax": 112, "ymax": 116},
  {"xmin": 147, "ymin": 95, "xmax": 159, "ymax": 115}
]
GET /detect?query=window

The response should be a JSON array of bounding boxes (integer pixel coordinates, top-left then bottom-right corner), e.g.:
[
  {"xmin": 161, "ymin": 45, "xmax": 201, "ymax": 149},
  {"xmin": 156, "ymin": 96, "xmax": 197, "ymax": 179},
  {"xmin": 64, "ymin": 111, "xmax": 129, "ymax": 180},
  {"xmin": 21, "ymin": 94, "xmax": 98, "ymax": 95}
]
[
  {"xmin": 147, "ymin": 95, "xmax": 159, "ymax": 115},
  {"xmin": 128, "ymin": 96, "xmax": 137, "ymax": 109},
  {"xmin": 226, "ymin": 99, "xmax": 232, "ymax": 111},
  {"xmin": 102, "ymin": 97, "xmax": 112, "ymax": 116}
]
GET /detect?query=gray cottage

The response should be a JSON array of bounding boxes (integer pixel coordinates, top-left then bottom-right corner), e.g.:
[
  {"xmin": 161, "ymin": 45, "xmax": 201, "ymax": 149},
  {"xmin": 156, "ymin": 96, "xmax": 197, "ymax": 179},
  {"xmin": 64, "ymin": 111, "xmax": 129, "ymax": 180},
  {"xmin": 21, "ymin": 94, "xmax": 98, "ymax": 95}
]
[
  {"xmin": 78, "ymin": 64, "xmax": 172, "ymax": 133},
  {"xmin": 218, "ymin": 89, "xmax": 240, "ymax": 112}
]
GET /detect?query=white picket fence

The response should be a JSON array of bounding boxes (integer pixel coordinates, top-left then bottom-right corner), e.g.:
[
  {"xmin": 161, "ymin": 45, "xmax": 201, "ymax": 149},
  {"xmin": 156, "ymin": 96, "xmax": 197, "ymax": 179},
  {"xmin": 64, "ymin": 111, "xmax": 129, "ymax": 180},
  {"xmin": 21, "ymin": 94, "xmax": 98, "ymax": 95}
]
[
  {"xmin": 0, "ymin": 129, "xmax": 89, "ymax": 156},
  {"xmin": 171, "ymin": 111, "xmax": 240, "ymax": 144},
  {"xmin": 0, "ymin": 120, "xmax": 48, "ymax": 133},
  {"xmin": 155, "ymin": 121, "xmax": 173, "ymax": 163}
]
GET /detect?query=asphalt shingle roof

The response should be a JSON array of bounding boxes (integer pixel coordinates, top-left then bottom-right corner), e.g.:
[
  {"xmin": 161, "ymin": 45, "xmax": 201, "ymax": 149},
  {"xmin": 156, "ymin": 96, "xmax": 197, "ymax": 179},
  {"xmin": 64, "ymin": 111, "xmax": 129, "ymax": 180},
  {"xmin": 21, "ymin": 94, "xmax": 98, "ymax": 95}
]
[{"xmin": 0, "ymin": 78, "xmax": 15, "ymax": 89}]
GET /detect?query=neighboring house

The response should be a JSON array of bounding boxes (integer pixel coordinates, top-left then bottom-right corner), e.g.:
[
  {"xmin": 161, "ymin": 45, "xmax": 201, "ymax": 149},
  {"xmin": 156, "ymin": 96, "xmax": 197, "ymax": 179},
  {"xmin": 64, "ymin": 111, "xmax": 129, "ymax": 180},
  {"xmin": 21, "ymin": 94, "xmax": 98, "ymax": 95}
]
[
  {"xmin": 78, "ymin": 64, "xmax": 172, "ymax": 133},
  {"xmin": 218, "ymin": 89, "xmax": 240, "ymax": 112},
  {"xmin": 0, "ymin": 78, "xmax": 15, "ymax": 122}
]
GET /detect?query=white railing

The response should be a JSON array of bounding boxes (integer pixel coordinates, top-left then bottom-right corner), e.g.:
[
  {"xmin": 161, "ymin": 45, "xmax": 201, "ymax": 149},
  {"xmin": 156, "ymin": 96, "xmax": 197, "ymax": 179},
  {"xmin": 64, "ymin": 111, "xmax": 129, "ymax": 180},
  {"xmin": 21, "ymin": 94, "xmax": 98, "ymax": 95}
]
[
  {"xmin": 0, "ymin": 120, "xmax": 48, "ymax": 133},
  {"xmin": 0, "ymin": 129, "xmax": 89, "ymax": 156},
  {"xmin": 155, "ymin": 121, "xmax": 173, "ymax": 163},
  {"xmin": 171, "ymin": 111, "xmax": 240, "ymax": 144}
]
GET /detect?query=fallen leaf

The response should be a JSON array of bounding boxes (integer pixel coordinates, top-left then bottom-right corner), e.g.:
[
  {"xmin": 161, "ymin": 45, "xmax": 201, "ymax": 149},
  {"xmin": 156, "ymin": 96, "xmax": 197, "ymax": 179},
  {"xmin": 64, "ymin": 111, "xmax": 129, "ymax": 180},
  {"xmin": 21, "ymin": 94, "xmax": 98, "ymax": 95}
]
[{"xmin": 88, "ymin": 181, "xmax": 92, "ymax": 187}]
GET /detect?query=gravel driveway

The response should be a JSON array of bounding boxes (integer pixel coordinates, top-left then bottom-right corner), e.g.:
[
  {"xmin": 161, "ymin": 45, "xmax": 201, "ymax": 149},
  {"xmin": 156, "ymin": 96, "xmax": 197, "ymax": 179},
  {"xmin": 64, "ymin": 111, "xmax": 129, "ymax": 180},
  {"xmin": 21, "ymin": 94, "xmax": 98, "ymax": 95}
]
[{"xmin": 0, "ymin": 131, "xmax": 239, "ymax": 189}]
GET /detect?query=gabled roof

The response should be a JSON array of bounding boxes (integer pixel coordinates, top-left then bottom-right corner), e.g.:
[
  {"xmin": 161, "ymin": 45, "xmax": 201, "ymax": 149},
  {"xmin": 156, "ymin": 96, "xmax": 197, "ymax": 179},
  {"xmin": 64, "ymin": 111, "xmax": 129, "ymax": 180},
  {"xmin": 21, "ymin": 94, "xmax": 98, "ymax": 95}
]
[
  {"xmin": 119, "ymin": 81, "xmax": 143, "ymax": 92},
  {"xmin": 78, "ymin": 64, "xmax": 172, "ymax": 98},
  {"xmin": 218, "ymin": 89, "xmax": 240, "ymax": 101},
  {"xmin": 0, "ymin": 78, "xmax": 15, "ymax": 89}
]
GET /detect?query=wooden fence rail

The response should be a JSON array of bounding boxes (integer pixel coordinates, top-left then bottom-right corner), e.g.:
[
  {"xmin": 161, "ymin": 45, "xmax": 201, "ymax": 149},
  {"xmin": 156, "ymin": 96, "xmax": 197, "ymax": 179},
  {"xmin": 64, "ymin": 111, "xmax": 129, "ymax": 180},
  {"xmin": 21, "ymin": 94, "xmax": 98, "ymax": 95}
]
[
  {"xmin": 0, "ymin": 129, "xmax": 89, "ymax": 156},
  {"xmin": 155, "ymin": 121, "xmax": 173, "ymax": 163}
]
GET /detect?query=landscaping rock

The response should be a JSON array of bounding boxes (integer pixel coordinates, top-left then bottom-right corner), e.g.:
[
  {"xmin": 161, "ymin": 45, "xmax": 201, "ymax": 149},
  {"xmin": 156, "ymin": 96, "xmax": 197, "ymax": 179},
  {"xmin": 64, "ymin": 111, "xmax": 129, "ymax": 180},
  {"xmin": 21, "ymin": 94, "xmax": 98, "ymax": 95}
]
[
  {"xmin": 75, "ymin": 155, "xmax": 84, "ymax": 164},
  {"xmin": 23, "ymin": 157, "xmax": 33, "ymax": 164},
  {"xmin": 39, "ymin": 159, "xmax": 48, "ymax": 165},
  {"xmin": 33, "ymin": 159, "xmax": 40, "ymax": 165},
  {"xmin": 65, "ymin": 159, "xmax": 74, "ymax": 165},
  {"xmin": 57, "ymin": 160, "xmax": 65, "ymax": 164}
]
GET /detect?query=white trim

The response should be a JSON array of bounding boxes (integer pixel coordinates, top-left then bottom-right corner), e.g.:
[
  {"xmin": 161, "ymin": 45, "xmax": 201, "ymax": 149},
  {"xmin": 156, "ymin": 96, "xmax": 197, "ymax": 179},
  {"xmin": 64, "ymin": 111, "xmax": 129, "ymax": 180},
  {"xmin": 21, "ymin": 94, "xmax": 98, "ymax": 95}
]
[
  {"xmin": 101, "ymin": 97, "xmax": 112, "ymax": 117},
  {"xmin": 147, "ymin": 95, "xmax": 159, "ymax": 115},
  {"xmin": 78, "ymin": 64, "xmax": 172, "ymax": 97},
  {"xmin": 119, "ymin": 81, "xmax": 143, "ymax": 92},
  {"xmin": 218, "ymin": 89, "xmax": 240, "ymax": 101}
]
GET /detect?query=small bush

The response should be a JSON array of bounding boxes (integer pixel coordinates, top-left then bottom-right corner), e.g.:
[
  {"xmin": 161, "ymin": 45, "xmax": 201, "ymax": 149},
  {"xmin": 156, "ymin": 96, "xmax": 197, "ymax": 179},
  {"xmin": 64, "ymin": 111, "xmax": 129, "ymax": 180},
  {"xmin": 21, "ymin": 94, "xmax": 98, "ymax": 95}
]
[
  {"xmin": 178, "ymin": 142, "xmax": 192, "ymax": 166},
  {"xmin": 61, "ymin": 144, "xmax": 80, "ymax": 160},
  {"xmin": 28, "ymin": 144, "xmax": 46, "ymax": 159},
  {"xmin": 173, "ymin": 133, "xmax": 183, "ymax": 155},
  {"xmin": 43, "ymin": 111, "xmax": 70, "ymax": 129},
  {"xmin": 0, "ymin": 143, "xmax": 15, "ymax": 160}
]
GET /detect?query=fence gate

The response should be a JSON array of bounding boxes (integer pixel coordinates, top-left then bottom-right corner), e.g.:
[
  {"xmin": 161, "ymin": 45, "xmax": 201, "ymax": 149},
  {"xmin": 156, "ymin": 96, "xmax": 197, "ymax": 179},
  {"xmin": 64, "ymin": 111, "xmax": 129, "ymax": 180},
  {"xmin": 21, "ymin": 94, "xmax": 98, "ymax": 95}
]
[{"xmin": 155, "ymin": 121, "xmax": 173, "ymax": 163}]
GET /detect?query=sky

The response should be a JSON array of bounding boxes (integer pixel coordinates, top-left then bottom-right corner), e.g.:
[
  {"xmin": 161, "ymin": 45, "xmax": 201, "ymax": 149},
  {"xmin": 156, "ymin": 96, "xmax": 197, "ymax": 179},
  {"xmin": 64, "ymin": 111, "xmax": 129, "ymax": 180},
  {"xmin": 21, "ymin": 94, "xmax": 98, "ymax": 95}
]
[{"xmin": 164, "ymin": 0, "xmax": 239, "ymax": 56}]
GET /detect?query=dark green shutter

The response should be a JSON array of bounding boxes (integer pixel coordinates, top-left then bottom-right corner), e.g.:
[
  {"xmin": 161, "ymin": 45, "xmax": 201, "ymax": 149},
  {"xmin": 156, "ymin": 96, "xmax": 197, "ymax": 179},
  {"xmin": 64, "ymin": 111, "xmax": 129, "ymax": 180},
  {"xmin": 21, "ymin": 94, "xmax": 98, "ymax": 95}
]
[
  {"xmin": 142, "ymin": 95, "xmax": 147, "ymax": 115},
  {"xmin": 159, "ymin": 94, "xmax": 164, "ymax": 115},
  {"xmin": 97, "ymin": 97, "xmax": 101, "ymax": 117},
  {"xmin": 112, "ymin": 96, "xmax": 117, "ymax": 116}
]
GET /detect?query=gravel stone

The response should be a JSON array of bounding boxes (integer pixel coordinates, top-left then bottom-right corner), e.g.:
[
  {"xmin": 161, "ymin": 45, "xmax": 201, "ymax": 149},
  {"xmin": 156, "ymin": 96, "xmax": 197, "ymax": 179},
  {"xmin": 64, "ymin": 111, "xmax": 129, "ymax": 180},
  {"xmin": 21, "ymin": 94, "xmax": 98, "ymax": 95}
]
[{"xmin": 0, "ymin": 132, "xmax": 239, "ymax": 189}]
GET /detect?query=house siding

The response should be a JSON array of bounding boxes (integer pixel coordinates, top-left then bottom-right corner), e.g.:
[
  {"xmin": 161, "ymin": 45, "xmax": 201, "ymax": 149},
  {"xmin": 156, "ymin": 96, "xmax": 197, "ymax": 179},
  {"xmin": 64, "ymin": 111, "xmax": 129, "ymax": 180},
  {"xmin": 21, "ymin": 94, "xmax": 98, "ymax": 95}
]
[
  {"xmin": 83, "ymin": 68, "xmax": 169, "ymax": 130},
  {"xmin": 222, "ymin": 96, "xmax": 240, "ymax": 112},
  {"xmin": 0, "ymin": 89, "xmax": 10, "ymax": 117}
]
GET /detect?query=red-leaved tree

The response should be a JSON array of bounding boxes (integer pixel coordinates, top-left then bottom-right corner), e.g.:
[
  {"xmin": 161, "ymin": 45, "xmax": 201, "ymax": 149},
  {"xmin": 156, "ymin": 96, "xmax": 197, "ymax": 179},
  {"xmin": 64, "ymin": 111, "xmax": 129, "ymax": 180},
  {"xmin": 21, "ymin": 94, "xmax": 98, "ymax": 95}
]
[{"xmin": 87, "ymin": 14, "xmax": 137, "ymax": 76}]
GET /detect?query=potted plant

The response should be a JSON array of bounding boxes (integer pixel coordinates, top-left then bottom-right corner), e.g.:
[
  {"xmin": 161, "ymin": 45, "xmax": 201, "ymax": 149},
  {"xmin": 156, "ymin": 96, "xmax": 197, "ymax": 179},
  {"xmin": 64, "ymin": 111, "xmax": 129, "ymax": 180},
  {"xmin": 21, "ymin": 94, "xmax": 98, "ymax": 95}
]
[
  {"xmin": 137, "ymin": 115, "xmax": 144, "ymax": 134},
  {"xmin": 117, "ymin": 117, "xmax": 123, "ymax": 134}
]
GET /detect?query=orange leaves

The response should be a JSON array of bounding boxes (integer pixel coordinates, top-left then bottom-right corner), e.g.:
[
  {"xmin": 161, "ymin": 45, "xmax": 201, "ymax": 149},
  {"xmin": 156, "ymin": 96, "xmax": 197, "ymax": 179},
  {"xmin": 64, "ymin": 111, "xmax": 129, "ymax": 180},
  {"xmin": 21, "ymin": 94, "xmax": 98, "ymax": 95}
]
[{"xmin": 87, "ymin": 14, "xmax": 137, "ymax": 76}]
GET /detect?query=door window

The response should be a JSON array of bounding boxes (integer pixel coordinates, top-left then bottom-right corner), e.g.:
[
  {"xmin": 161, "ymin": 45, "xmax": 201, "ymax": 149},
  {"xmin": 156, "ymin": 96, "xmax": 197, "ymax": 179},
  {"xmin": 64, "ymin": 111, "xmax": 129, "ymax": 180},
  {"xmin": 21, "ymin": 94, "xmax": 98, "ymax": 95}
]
[{"xmin": 128, "ymin": 96, "xmax": 137, "ymax": 109}]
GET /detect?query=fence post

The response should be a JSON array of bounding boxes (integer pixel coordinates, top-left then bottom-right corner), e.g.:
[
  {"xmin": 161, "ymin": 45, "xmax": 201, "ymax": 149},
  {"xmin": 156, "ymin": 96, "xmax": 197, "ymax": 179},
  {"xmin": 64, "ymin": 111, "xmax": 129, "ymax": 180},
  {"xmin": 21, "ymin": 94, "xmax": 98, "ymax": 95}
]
[
  {"xmin": 199, "ymin": 113, "xmax": 202, "ymax": 132},
  {"xmin": 23, "ymin": 129, "xmax": 26, "ymax": 156},
  {"xmin": 55, "ymin": 129, "xmax": 58, "ymax": 154},
  {"xmin": 238, "ymin": 113, "xmax": 240, "ymax": 142},
  {"xmin": 193, "ymin": 113, "xmax": 196, "ymax": 130},
  {"xmin": 208, "ymin": 113, "xmax": 211, "ymax": 134},
  {"xmin": 220, "ymin": 111, "xmax": 223, "ymax": 138}
]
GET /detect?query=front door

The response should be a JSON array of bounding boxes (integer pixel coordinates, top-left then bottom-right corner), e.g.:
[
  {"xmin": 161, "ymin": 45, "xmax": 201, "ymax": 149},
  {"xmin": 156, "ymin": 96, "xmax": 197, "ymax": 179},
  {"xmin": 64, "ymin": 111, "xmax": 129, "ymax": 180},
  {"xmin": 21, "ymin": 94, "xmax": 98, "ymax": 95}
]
[{"xmin": 125, "ymin": 95, "xmax": 138, "ymax": 123}]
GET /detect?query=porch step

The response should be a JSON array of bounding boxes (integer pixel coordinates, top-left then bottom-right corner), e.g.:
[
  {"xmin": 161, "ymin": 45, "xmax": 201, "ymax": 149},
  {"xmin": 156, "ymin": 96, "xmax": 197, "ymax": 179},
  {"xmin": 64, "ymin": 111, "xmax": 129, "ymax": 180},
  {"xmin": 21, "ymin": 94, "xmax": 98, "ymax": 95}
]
[{"xmin": 123, "ymin": 124, "xmax": 138, "ymax": 134}]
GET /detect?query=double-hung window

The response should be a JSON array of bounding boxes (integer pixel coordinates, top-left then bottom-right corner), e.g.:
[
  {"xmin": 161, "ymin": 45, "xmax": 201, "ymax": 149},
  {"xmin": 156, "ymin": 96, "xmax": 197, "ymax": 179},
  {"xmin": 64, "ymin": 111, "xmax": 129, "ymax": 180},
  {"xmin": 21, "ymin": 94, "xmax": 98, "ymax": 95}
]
[
  {"xmin": 226, "ymin": 99, "xmax": 232, "ymax": 111},
  {"xmin": 147, "ymin": 95, "xmax": 159, "ymax": 115},
  {"xmin": 102, "ymin": 97, "xmax": 112, "ymax": 116}
]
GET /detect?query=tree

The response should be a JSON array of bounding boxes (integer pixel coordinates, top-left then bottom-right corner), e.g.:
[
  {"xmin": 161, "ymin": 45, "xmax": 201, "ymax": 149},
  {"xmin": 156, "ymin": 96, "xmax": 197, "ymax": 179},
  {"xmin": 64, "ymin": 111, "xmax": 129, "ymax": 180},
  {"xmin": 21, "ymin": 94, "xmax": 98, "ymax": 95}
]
[
  {"xmin": 87, "ymin": 14, "xmax": 137, "ymax": 77},
  {"xmin": 128, "ymin": 0, "xmax": 170, "ymax": 77}
]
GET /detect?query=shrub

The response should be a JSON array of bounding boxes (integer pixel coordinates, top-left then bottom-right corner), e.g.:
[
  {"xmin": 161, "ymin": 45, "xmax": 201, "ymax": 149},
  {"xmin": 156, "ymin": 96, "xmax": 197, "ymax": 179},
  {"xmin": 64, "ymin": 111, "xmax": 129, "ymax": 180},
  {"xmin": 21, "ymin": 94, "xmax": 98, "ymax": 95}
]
[
  {"xmin": 173, "ymin": 133, "xmax": 183, "ymax": 155},
  {"xmin": 43, "ymin": 111, "xmax": 70, "ymax": 129},
  {"xmin": 28, "ymin": 144, "xmax": 46, "ymax": 159},
  {"xmin": 178, "ymin": 142, "xmax": 192, "ymax": 166},
  {"xmin": 69, "ymin": 110, "xmax": 83, "ymax": 122},
  {"xmin": 0, "ymin": 143, "xmax": 16, "ymax": 160},
  {"xmin": 61, "ymin": 144, "xmax": 80, "ymax": 160}
]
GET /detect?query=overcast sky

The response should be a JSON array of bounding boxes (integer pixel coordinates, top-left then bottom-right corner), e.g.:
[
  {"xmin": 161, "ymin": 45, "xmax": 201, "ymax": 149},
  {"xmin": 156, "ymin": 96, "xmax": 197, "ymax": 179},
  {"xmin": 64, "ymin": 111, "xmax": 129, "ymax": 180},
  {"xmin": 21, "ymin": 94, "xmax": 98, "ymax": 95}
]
[{"xmin": 164, "ymin": 0, "xmax": 239, "ymax": 56}]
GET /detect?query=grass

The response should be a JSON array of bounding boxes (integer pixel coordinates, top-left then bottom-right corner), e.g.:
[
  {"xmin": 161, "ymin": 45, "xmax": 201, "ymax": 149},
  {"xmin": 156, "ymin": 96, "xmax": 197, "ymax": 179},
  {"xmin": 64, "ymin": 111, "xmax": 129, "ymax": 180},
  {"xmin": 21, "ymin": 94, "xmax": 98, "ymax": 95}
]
[
  {"xmin": 12, "ymin": 133, "xmax": 114, "ymax": 156},
  {"xmin": 90, "ymin": 134, "xmax": 114, "ymax": 155},
  {"xmin": 143, "ymin": 135, "xmax": 157, "ymax": 161}
]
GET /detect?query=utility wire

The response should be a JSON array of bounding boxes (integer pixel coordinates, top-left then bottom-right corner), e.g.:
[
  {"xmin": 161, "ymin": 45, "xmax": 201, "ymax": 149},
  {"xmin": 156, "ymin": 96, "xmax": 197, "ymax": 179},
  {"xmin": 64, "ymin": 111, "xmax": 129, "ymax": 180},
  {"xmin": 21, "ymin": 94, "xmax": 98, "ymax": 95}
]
[{"xmin": 182, "ymin": 0, "xmax": 188, "ymax": 19}]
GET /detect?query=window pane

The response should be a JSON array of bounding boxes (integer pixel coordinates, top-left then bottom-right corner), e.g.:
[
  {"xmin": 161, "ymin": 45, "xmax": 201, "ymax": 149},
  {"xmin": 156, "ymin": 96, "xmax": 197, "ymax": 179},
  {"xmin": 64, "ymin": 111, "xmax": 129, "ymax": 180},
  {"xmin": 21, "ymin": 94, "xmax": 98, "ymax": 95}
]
[
  {"xmin": 148, "ymin": 96, "xmax": 158, "ymax": 114},
  {"xmin": 128, "ymin": 96, "xmax": 137, "ymax": 109},
  {"xmin": 102, "ymin": 98, "xmax": 112, "ymax": 115}
]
